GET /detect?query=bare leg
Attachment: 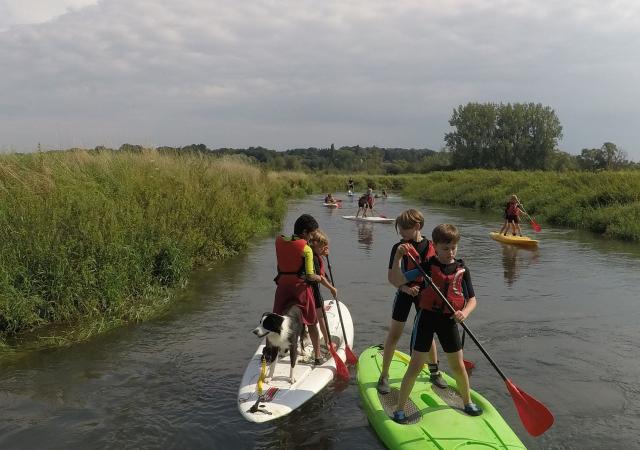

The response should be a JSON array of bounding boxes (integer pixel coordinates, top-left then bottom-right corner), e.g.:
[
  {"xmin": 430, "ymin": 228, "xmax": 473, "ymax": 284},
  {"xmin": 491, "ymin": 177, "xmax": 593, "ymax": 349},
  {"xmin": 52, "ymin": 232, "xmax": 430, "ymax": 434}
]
[
  {"xmin": 316, "ymin": 308, "xmax": 331, "ymax": 351},
  {"xmin": 499, "ymin": 219, "xmax": 508, "ymax": 234},
  {"xmin": 395, "ymin": 350, "xmax": 430, "ymax": 412},
  {"xmin": 308, "ymin": 323, "xmax": 321, "ymax": 359},
  {"xmin": 446, "ymin": 350, "xmax": 471, "ymax": 404},
  {"xmin": 381, "ymin": 319, "xmax": 405, "ymax": 378}
]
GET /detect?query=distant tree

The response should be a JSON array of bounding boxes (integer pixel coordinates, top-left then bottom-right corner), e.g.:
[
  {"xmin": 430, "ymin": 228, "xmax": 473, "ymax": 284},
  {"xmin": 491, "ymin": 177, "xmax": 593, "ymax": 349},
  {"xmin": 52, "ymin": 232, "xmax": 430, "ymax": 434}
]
[
  {"xmin": 445, "ymin": 102, "xmax": 563, "ymax": 170},
  {"xmin": 547, "ymin": 150, "xmax": 579, "ymax": 171},
  {"xmin": 181, "ymin": 144, "xmax": 209, "ymax": 153},
  {"xmin": 119, "ymin": 143, "xmax": 144, "ymax": 153},
  {"xmin": 578, "ymin": 142, "xmax": 628, "ymax": 170}
]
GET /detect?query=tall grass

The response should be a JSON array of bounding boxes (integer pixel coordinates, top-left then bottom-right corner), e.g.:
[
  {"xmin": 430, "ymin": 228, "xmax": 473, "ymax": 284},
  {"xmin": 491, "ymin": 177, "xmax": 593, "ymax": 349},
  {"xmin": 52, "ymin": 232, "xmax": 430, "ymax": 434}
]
[
  {"xmin": 402, "ymin": 169, "xmax": 640, "ymax": 241},
  {"xmin": 0, "ymin": 150, "xmax": 313, "ymax": 346}
]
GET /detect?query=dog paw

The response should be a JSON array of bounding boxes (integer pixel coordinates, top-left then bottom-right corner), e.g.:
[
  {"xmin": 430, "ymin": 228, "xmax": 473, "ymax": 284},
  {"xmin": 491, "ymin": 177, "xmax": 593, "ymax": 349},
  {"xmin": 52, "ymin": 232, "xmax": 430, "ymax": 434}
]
[
  {"xmin": 289, "ymin": 377, "xmax": 296, "ymax": 384},
  {"xmin": 264, "ymin": 376, "xmax": 272, "ymax": 383}
]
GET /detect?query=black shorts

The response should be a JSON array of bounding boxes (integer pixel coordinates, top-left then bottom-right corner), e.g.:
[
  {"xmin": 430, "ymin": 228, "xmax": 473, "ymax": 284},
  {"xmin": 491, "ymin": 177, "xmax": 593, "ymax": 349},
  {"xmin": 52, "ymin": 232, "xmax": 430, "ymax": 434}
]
[
  {"xmin": 410, "ymin": 309, "xmax": 461, "ymax": 353},
  {"xmin": 506, "ymin": 215, "xmax": 519, "ymax": 224},
  {"xmin": 391, "ymin": 291, "xmax": 418, "ymax": 322},
  {"xmin": 312, "ymin": 285, "xmax": 323, "ymax": 309}
]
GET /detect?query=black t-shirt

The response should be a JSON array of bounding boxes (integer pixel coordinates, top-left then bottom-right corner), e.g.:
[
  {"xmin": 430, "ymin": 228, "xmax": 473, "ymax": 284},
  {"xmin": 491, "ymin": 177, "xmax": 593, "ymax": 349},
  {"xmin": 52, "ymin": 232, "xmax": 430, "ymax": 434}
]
[{"xmin": 388, "ymin": 238, "xmax": 432, "ymax": 270}]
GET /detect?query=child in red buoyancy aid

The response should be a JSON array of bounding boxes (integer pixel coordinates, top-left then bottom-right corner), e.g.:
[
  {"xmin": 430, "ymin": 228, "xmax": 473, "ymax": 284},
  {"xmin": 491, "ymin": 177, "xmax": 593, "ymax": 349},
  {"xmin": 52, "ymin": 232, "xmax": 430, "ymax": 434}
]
[
  {"xmin": 389, "ymin": 223, "xmax": 482, "ymax": 423},
  {"xmin": 308, "ymin": 230, "xmax": 338, "ymax": 358},
  {"xmin": 273, "ymin": 214, "xmax": 323, "ymax": 364},
  {"xmin": 377, "ymin": 209, "xmax": 447, "ymax": 395},
  {"xmin": 500, "ymin": 194, "xmax": 523, "ymax": 237}
]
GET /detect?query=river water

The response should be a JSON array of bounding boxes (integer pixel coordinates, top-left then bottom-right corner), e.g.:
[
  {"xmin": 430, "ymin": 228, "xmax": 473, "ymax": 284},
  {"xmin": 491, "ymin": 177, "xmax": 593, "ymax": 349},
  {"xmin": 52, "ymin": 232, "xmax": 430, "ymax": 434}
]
[{"xmin": 1, "ymin": 195, "xmax": 639, "ymax": 449}]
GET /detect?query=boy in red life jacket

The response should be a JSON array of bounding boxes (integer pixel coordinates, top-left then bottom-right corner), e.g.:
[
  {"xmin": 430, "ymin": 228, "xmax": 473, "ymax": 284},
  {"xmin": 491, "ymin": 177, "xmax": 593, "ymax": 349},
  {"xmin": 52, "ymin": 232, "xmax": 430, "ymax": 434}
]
[
  {"xmin": 377, "ymin": 209, "xmax": 447, "ymax": 395},
  {"xmin": 308, "ymin": 230, "xmax": 338, "ymax": 356},
  {"xmin": 366, "ymin": 187, "xmax": 375, "ymax": 213},
  {"xmin": 389, "ymin": 224, "xmax": 482, "ymax": 423},
  {"xmin": 500, "ymin": 194, "xmax": 523, "ymax": 237},
  {"xmin": 273, "ymin": 214, "xmax": 323, "ymax": 364}
]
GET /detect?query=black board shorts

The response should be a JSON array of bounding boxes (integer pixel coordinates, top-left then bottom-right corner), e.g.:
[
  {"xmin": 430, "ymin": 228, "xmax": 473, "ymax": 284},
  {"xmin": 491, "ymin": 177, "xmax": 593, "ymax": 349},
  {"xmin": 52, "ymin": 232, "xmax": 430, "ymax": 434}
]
[
  {"xmin": 391, "ymin": 291, "xmax": 418, "ymax": 322},
  {"xmin": 410, "ymin": 309, "xmax": 461, "ymax": 353},
  {"xmin": 506, "ymin": 215, "xmax": 519, "ymax": 224}
]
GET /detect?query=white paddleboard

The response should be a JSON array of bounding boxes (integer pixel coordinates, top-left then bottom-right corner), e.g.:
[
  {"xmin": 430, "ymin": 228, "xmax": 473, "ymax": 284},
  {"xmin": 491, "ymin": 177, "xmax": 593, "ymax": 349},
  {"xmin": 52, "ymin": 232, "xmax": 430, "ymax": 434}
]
[
  {"xmin": 341, "ymin": 215, "xmax": 394, "ymax": 224},
  {"xmin": 323, "ymin": 202, "xmax": 339, "ymax": 208},
  {"xmin": 238, "ymin": 299, "xmax": 354, "ymax": 423}
]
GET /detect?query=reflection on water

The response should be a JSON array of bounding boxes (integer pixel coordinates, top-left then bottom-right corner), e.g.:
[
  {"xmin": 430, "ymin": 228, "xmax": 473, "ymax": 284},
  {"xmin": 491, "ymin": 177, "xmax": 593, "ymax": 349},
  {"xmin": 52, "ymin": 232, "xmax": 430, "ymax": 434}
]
[
  {"xmin": 357, "ymin": 223, "xmax": 374, "ymax": 249},
  {"xmin": 500, "ymin": 244, "xmax": 540, "ymax": 286}
]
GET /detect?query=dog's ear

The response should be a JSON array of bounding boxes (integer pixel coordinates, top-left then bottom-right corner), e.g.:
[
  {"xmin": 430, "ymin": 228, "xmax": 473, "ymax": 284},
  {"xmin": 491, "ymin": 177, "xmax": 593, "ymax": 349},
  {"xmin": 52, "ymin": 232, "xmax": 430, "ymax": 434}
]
[{"xmin": 263, "ymin": 314, "xmax": 284, "ymax": 332}]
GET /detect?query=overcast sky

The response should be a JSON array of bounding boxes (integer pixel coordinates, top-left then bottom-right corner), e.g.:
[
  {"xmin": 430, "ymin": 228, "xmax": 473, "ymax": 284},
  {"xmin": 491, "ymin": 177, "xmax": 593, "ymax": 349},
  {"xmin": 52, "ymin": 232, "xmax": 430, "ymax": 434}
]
[{"xmin": 1, "ymin": 0, "xmax": 639, "ymax": 159}]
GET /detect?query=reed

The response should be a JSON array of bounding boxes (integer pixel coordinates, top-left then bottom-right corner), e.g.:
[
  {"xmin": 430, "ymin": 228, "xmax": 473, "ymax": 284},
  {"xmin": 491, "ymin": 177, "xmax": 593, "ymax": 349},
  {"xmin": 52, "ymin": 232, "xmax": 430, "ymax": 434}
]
[
  {"xmin": 401, "ymin": 169, "xmax": 640, "ymax": 241},
  {"xmin": 0, "ymin": 149, "xmax": 313, "ymax": 346}
]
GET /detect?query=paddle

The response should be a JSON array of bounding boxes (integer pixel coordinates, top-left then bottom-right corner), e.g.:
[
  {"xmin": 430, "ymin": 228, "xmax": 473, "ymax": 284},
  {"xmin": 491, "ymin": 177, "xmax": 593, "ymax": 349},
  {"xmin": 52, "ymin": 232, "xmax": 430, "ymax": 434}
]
[
  {"xmin": 405, "ymin": 248, "xmax": 554, "ymax": 436},
  {"xmin": 319, "ymin": 298, "xmax": 350, "ymax": 380},
  {"xmin": 460, "ymin": 329, "xmax": 476, "ymax": 371},
  {"xmin": 325, "ymin": 256, "xmax": 358, "ymax": 365},
  {"xmin": 371, "ymin": 207, "xmax": 387, "ymax": 219},
  {"xmin": 517, "ymin": 201, "xmax": 541, "ymax": 232}
]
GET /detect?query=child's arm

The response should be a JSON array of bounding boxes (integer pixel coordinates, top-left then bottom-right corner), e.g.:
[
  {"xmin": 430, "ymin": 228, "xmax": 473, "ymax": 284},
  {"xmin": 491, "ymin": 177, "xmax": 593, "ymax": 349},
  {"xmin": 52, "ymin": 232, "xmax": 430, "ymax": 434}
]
[
  {"xmin": 388, "ymin": 244, "xmax": 411, "ymax": 286},
  {"xmin": 319, "ymin": 275, "xmax": 338, "ymax": 299},
  {"xmin": 453, "ymin": 296, "xmax": 476, "ymax": 323}
]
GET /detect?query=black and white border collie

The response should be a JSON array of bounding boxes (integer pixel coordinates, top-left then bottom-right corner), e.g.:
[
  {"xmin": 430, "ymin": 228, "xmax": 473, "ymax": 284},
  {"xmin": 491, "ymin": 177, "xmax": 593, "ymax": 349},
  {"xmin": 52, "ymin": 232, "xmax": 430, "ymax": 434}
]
[{"xmin": 252, "ymin": 305, "xmax": 306, "ymax": 384}]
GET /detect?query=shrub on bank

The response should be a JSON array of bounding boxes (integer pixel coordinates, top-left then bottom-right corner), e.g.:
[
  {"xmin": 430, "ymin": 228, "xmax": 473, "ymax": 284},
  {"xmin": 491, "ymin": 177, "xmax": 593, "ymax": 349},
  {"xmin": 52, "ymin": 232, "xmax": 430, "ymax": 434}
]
[{"xmin": 402, "ymin": 170, "xmax": 640, "ymax": 241}]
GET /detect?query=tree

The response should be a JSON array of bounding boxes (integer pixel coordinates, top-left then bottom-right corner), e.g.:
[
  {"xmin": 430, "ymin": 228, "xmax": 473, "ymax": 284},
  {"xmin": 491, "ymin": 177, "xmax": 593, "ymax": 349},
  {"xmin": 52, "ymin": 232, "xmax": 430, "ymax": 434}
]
[
  {"xmin": 445, "ymin": 102, "xmax": 563, "ymax": 170},
  {"xmin": 578, "ymin": 142, "xmax": 628, "ymax": 170}
]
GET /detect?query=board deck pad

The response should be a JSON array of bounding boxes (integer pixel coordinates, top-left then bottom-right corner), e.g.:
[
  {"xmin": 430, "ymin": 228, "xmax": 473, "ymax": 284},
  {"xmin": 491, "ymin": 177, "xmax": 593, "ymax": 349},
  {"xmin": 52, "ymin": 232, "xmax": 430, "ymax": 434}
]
[{"xmin": 378, "ymin": 389, "xmax": 421, "ymax": 425}]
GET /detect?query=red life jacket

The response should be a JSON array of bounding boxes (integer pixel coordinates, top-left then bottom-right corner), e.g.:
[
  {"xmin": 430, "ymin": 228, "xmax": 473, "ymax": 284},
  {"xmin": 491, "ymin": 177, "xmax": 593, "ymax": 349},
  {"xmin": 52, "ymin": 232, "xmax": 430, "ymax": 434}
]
[
  {"xmin": 402, "ymin": 239, "xmax": 435, "ymax": 287},
  {"xmin": 506, "ymin": 201, "xmax": 520, "ymax": 216},
  {"xmin": 274, "ymin": 235, "xmax": 307, "ymax": 285},
  {"xmin": 419, "ymin": 258, "xmax": 466, "ymax": 314}
]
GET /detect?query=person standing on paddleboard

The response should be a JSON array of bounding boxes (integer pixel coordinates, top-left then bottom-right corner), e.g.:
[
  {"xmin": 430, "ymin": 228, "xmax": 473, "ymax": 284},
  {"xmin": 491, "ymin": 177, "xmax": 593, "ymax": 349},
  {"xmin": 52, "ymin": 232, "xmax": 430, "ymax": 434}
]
[
  {"xmin": 377, "ymin": 209, "xmax": 447, "ymax": 395},
  {"xmin": 308, "ymin": 230, "xmax": 338, "ymax": 361},
  {"xmin": 499, "ymin": 194, "xmax": 523, "ymax": 237},
  {"xmin": 389, "ymin": 223, "xmax": 482, "ymax": 423},
  {"xmin": 273, "ymin": 214, "xmax": 323, "ymax": 364}
]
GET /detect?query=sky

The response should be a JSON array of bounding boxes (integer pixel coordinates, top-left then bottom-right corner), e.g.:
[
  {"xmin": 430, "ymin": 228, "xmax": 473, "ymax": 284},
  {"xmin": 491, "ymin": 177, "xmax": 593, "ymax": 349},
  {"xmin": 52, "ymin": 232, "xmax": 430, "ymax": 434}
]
[{"xmin": 1, "ymin": 0, "xmax": 639, "ymax": 159}]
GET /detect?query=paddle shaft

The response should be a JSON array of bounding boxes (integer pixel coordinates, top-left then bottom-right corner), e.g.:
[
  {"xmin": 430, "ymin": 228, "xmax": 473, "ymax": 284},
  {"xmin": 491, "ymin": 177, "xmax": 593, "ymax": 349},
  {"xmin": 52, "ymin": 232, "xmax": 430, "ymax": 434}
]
[
  {"xmin": 406, "ymin": 254, "xmax": 509, "ymax": 382},
  {"xmin": 325, "ymin": 256, "xmax": 351, "ymax": 350}
]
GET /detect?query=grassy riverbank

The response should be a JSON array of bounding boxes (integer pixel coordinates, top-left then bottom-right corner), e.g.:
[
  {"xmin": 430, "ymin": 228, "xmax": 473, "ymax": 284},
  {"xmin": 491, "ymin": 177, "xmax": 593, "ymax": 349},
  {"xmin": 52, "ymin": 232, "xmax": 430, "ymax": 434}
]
[
  {"xmin": 401, "ymin": 169, "xmax": 640, "ymax": 241},
  {"xmin": 0, "ymin": 150, "xmax": 313, "ymax": 348}
]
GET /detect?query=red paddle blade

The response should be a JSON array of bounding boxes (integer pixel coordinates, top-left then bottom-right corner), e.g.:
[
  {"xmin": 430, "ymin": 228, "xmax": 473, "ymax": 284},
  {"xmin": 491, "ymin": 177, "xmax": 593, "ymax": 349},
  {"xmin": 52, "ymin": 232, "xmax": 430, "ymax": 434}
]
[
  {"xmin": 330, "ymin": 347, "xmax": 350, "ymax": 380},
  {"xmin": 463, "ymin": 359, "xmax": 475, "ymax": 370},
  {"xmin": 345, "ymin": 345, "xmax": 358, "ymax": 365},
  {"xmin": 505, "ymin": 378, "xmax": 554, "ymax": 436},
  {"xmin": 531, "ymin": 220, "xmax": 542, "ymax": 232}
]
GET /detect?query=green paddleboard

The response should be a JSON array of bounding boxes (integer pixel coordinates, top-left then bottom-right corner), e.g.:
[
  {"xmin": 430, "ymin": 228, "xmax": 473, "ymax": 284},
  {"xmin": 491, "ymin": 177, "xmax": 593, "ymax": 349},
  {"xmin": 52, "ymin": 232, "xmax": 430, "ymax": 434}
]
[{"xmin": 357, "ymin": 345, "xmax": 526, "ymax": 449}]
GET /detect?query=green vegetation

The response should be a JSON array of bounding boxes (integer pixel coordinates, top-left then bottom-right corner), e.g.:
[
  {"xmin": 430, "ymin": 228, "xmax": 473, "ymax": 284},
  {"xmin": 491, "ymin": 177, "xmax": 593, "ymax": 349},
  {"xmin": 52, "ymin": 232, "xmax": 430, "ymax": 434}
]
[
  {"xmin": 0, "ymin": 150, "xmax": 313, "ymax": 347},
  {"xmin": 144, "ymin": 102, "xmax": 635, "ymax": 174},
  {"xmin": 402, "ymin": 170, "xmax": 640, "ymax": 241}
]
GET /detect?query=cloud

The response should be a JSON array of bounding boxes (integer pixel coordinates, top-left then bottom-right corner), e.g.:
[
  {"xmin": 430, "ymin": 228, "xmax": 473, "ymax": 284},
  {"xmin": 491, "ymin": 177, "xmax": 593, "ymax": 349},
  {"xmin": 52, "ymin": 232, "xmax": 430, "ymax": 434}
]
[
  {"xmin": 0, "ymin": 0, "xmax": 639, "ymax": 157},
  {"xmin": 0, "ymin": 0, "xmax": 98, "ymax": 30}
]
